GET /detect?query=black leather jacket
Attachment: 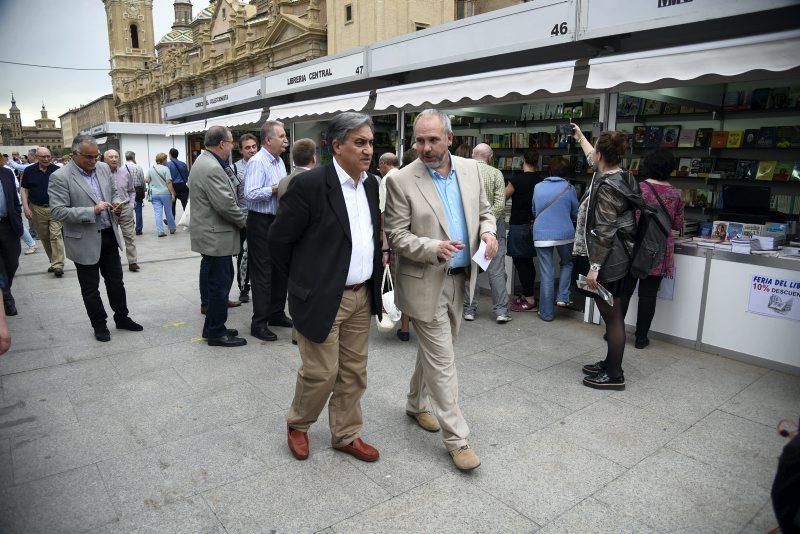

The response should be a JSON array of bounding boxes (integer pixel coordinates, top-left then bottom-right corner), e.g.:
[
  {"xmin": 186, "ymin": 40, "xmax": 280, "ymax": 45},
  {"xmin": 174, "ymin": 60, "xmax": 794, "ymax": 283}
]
[{"xmin": 585, "ymin": 170, "xmax": 641, "ymax": 283}]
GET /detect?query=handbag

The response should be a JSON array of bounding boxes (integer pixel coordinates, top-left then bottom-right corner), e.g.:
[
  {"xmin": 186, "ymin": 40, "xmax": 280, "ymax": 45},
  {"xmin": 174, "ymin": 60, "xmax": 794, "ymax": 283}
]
[
  {"xmin": 178, "ymin": 200, "xmax": 191, "ymax": 228},
  {"xmin": 375, "ymin": 264, "xmax": 401, "ymax": 332}
]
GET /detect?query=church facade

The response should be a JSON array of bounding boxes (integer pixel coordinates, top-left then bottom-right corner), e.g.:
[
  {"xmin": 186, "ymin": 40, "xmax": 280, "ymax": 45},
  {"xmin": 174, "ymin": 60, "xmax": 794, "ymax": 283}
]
[{"xmin": 0, "ymin": 95, "xmax": 63, "ymax": 152}]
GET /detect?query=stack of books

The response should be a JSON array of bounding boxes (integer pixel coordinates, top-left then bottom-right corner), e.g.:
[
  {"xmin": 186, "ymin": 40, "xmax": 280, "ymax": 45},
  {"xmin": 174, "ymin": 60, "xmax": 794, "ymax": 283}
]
[
  {"xmin": 751, "ymin": 234, "xmax": 785, "ymax": 251},
  {"xmin": 731, "ymin": 238, "xmax": 751, "ymax": 254}
]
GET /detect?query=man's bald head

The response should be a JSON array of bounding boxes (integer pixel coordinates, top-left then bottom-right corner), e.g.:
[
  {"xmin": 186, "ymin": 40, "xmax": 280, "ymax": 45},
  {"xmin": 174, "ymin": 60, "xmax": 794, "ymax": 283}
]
[
  {"xmin": 471, "ymin": 143, "xmax": 493, "ymax": 164},
  {"xmin": 35, "ymin": 147, "xmax": 52, "ymax": 169},
  {"xmin": 104, "ymin": 149, "xmax": 120, "ymax": 170},
  {"xmin": 378, "ymin": 152, "xmax": 399, "ymax": 177}
]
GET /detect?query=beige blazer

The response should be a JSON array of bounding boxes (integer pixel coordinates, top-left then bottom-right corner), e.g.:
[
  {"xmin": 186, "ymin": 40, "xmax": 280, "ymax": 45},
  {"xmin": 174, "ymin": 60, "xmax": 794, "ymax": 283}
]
[
  {"xmin": 384, "ymin": 155, "xmax": 496, "ymax": 322},
  {"xmin": 49, "ymin": 161, "xmax": 125, "ymax": 265}
]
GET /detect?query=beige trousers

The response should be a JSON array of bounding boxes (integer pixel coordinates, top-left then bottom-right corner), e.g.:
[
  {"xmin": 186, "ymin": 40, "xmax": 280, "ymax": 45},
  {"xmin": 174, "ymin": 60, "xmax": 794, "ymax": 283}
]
[
  {"xmin": 29, "ymin": 203, "xmax": 64, "ymax": 270},
  {"xmin": 407, "ymin": 272, "xmax": 470, "ymax": 451},
  {"xmin": 287, "ymin": 285, "xmax": 371, "ymax": 447},
  {"xmin": 116, "ymin": 203, "xmax": 138, "ymax": 264}
]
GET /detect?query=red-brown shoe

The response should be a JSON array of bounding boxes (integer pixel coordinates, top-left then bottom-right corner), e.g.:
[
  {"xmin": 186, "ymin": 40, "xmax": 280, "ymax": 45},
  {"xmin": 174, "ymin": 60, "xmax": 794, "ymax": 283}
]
[
  {"xmin": 287, "ymin": 426, "xmax": 309, "ymax": 460},
  {"xmin": 334, "ymin": 437, "xmax": 379, "ymax": 462}
]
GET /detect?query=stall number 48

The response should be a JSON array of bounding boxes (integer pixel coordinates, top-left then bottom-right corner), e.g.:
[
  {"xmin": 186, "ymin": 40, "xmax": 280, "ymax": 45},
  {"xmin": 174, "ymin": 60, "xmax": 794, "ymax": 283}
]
[{"xmin": 550, "ymin": 22, "xmax": 568, "ymax": 36}]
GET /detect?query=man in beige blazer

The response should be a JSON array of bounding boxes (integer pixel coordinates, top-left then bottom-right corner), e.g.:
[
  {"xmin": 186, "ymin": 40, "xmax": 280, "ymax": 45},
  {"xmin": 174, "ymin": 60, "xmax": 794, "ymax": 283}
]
[{"xmin": 384, "ymin": 109, "xmax": 497, "ymax": 471}]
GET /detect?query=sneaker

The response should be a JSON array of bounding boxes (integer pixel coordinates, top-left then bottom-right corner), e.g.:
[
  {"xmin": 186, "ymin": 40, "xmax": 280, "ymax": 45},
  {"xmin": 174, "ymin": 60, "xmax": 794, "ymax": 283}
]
[
  {"xmin": 583, "ymin": 371, "xmax": 625, "ymax": 390},
  {"xmin": 24, "ymin": 245, "xmax": 36, "ymax": 255},
  {"xmin": 556, "ymin": 300, "xmax": 573, "ymax": 308},
  {"xmin": 510, "ymin": 299, "xmax": 537, "ymax": 312},
  {"xmin": 158, "ymin": 232, "xmax": 167, "ymax": 237},
  {"xmin": 449, "ymin": 445, "xmax": 481, "ymax": 471},
  {"xmin": 463, "ymin": 312, "xmax": 475, "ymax": 321},
  {"xmin": 135, "ymin": 230, "xmax": 143, "ymax": 235},
  {"xmin": 582, "ymin": 360, "xmax": 607, "ymax": 375},
  {"xmin": 496, "ymin": 314, "xmax": 512, "ymax": 324},
  {"xmin": 634, "ymin": 337, "xmax": 650, "ymax": 349}
]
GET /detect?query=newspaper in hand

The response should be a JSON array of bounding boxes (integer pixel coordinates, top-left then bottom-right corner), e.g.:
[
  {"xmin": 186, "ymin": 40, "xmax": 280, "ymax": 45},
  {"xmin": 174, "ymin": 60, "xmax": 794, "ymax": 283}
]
[{"xmin": 577, "ymin": 274, "xmax": 614, "ymax": 306}]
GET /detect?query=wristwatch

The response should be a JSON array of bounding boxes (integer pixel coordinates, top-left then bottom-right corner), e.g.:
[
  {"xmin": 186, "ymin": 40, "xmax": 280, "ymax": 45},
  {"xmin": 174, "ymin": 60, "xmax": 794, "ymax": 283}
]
[{"xmin": 589, "ymin": 262, "xmax": 601, "ymax": 272}]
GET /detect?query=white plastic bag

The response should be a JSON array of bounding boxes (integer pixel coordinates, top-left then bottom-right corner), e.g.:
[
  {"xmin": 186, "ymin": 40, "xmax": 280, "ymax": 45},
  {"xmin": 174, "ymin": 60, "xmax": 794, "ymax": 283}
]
[
  {"xmin": 178, "ymin": 200, "xmax": 191, "ymax": 228},
  {"xmin": 375, "ymin": 264, "xmax": 401, "ymax": 332}
]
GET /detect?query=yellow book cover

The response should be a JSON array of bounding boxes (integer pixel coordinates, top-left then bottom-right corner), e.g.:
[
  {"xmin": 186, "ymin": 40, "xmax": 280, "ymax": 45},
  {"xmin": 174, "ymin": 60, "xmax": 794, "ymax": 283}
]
[
  {"xmin": 726, "ymin": 130, "xmax": 744, "ymax": 148},
  {"xmin": 756, "ymin": 160, "xmax": 777, "ymax": 180}
]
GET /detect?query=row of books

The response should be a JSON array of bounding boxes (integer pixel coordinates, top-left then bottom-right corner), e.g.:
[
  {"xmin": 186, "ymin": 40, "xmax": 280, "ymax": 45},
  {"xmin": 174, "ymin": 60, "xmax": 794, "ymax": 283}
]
[
  {"xmin": 622, "ymin": 155, "xmax": 800, "ymax": 180},
  {"xmin": 618, "ymin": 86, "xmax": 800, "ymax": 117},
  {"xmin": 679, "ymin": 189, "xmax": 800, "ymax": 216},
  {"xmin": 476, "ymin": 131, "xmax": 585, "ymax": 150},
  {"xmin": 618, "ymin": 96, "xmax": 711, "ymax": 117},
  {"xmin": 630, "ymin": 125, "xmax": 800, "ymax": 150},
  {"xmin": 519, "ymin": 100, "xmax": 598, "ymax": 121}
]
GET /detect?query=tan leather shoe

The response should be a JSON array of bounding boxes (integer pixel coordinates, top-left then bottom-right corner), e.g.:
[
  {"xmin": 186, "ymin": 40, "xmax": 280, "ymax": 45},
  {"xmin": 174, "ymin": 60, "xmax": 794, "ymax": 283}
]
[
  {"xmin": 287, "ymin": 426, "xmax": 309, "ymax": 460},
  {"xmin": 334, "ymin": 437, "xmax": 379, "ymax": 462},
  {"xmin": 406, "ymin": 411, "xmax": 440, "ymax": 432},
  {"xmin": 449, "ymin": 445, "xmax": 481, "ymax": 471}
]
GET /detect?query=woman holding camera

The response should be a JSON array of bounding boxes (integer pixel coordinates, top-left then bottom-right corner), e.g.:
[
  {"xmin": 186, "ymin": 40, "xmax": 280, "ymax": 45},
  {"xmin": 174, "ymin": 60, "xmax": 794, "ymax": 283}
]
[{"xmin": 571, "ymin": 125, "xmax": 641, "ymax": 391}]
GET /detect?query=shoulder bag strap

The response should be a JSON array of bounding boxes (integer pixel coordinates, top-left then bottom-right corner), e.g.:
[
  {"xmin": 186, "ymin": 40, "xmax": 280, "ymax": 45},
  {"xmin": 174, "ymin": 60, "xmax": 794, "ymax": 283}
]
[
  {"xmin": 534, "ymin": 182, "xmax": 573, "ymax": 218},
  {"xmin": 642, "ymin": 181, "xmax": 670, "ymax": 214}
]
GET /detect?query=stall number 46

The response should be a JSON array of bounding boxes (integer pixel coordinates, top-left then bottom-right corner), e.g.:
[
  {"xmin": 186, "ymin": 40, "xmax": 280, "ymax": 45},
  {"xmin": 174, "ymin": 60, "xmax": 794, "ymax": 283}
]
[{"xmin": 550, "ymin": 22, "xmax": 568, "ymax": 36}]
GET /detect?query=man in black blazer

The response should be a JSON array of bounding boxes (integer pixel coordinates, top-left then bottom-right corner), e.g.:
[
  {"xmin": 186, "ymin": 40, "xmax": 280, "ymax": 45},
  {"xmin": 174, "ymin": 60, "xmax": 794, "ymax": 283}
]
[
  {"xmin": 0, "ymin": 165, "xmax": 23, "ymax": 316},
  {"xmin": 269, "ymin": 112, "xmax": 387, "ymax": 462}
]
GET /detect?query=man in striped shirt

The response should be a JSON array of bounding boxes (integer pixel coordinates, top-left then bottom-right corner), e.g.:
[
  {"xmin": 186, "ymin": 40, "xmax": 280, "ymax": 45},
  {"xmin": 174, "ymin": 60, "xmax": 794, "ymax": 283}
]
[{"xmin": 243, "ymin": 120, "xmax": 292, "ymax": 341}]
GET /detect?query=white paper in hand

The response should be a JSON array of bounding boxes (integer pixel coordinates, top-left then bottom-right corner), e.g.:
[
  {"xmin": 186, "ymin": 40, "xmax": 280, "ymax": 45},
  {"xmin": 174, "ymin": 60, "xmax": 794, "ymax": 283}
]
[{"xmin": 471, "ymin": 241, "xmax": 491, "ymax": 271}]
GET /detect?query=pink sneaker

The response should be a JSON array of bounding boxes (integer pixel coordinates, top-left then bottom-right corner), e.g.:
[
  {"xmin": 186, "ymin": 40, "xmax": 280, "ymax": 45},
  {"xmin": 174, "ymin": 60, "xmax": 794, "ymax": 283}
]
[{"xmin": 510, "ymin": 298, "xmax": 537, "ymax": 312}]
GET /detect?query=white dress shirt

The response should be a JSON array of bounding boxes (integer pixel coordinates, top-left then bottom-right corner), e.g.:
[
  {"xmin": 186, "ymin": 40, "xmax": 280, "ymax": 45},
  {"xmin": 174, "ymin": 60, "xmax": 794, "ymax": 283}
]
[{"xmin": 333, "ymin": 157, "xmax": 374, "ymax": 286}]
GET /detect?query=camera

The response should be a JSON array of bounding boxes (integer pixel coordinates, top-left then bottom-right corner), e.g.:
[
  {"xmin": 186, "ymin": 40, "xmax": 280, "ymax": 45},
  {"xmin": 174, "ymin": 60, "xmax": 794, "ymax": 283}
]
[{"xmin": 555, "ymin": 124, "xmax": 575, "ymax": 136}]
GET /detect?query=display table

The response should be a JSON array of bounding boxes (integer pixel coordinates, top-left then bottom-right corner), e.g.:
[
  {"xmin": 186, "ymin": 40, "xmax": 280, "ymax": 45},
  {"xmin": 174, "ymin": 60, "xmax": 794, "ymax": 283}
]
[{"xmin": 625, "ymin": 245, "xmax": 800, "ymax": 373}]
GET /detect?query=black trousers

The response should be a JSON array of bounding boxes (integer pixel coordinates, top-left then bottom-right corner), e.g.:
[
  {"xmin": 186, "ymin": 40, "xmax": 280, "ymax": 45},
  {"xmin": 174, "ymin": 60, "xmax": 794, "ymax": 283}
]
[
  {"xmin": 75, "ymin": 228, "xmax": 128, "ymax": 328},
  {"xmin": 236, "ymin": 227, "xmax": 250, "ymax": 296},
  {"xmin": 634, "ymin": 275, "xmax": 662, "ymax": 341},
  {"xmin": 171, "ymin": 182, "xmax": 190, "ymax": 217},
  {"xmin": 201, "ymin": 255, "xmax": 233, "ymax": 339},
  {"xmin": 247, "ymin": 211, "xmax": 288, "ymax": 330},
  {"xmin": 513, "ymin": 256, "xmax": 536, "ymax": 297},
  {"xmin": 0, "ymin": 220, "xmax": 21, "ymax": 305}
]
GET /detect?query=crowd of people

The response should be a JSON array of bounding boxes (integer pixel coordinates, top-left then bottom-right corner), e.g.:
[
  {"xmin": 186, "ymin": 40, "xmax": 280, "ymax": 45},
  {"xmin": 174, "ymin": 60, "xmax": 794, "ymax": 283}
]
[{"xmin": 0, "ymin": 109, "xmax": 686, "ymax": 473}]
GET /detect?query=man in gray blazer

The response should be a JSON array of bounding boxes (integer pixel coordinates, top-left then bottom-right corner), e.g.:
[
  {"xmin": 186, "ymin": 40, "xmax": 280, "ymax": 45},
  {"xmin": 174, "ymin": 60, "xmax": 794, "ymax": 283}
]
[
  {"xmin": 49, "ymin": 135, "xmax": 143, "ymax": 342},
  {"xmin": 189, "ymin": 126, "xmax": 248, "ymax": 347}
]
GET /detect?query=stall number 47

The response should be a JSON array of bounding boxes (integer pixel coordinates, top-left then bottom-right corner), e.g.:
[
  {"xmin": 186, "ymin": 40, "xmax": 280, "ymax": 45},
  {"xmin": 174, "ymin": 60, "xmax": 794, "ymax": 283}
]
[{"xmin": 550, "ymin": 22, "xmax": 568, "ymax": 36}]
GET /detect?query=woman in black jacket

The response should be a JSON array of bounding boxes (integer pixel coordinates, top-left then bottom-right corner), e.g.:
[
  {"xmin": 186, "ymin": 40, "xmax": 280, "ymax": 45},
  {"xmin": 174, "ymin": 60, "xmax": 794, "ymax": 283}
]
[{"xmin": 570, "ymin": 126, "xmax": 641, "ymax": 391}]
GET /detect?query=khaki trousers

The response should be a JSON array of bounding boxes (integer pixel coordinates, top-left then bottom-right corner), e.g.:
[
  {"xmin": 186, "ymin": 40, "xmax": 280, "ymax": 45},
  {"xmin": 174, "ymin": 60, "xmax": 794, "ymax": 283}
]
[
  {"xmin": 116, "ymin": 203, "xmax": 138, "ymax": 264},
  {"xmin": 407, "ymin": 272, "xmax": 469, "ymax": 451},
  {"xmin": 287, "ymin": 285, "xmax": 371, "ymax": 447},
  {"xmin": 30, "ymin": 203, "xmax": 64, "ymax": 270}
]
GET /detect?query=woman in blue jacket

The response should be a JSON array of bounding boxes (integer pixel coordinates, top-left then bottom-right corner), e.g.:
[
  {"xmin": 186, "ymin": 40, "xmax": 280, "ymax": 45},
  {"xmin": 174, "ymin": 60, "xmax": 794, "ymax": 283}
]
[{"xmin": 532, "ymin": 156, "xmax": 579, "ymax": 321}]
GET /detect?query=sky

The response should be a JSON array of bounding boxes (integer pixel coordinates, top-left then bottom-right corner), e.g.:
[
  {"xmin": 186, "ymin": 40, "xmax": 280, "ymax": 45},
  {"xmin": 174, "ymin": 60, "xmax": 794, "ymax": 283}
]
[{"xmin": 0, "ymin": 0, "xmax": 211, "ymax": 126}]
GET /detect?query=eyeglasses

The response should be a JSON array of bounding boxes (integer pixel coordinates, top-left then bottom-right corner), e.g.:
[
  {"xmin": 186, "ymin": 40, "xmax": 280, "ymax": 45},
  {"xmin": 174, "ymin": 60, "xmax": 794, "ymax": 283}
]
[{"xmin": 77, "ymin": 153, "xmax": 100, "ymax": 160}]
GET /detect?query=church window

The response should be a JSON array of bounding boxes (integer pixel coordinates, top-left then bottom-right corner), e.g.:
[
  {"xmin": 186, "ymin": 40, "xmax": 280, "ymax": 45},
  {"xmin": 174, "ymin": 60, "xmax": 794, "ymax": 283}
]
[
  {"xmin": 345, "ymin": 4, "xmax": 352, "ymax": 23},
  {"xmin": 130, "ymin": 24, "xmax": 140, "ymax": 48}
]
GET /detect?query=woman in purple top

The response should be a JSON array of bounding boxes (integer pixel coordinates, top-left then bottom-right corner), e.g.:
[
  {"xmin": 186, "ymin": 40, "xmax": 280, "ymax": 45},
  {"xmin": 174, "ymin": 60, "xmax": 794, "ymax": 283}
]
[{"xmin": 629, "ymin": 149, "xmax": 684, "ymax": 349}]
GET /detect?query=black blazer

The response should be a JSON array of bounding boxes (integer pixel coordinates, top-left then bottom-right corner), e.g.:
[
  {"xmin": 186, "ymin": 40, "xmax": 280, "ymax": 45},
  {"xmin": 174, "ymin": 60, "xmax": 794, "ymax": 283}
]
[
  {"xmin": 1, "ymin": 167, "xmax": 23, "ymax": 237},
  {"xmin": 268, "ymin": 163, "xmax": 382, "ymax": 344}
]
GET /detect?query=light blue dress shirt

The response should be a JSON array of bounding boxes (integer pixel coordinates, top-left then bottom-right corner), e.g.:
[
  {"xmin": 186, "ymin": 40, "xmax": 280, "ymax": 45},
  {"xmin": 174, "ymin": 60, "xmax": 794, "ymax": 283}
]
[
  {"xmin": 429, "ymin": 165, "xmax": 470, "ymax": 268},
  {"xmin": 243, "ymin": 147, "xmax": 286, "ymax": 215}
]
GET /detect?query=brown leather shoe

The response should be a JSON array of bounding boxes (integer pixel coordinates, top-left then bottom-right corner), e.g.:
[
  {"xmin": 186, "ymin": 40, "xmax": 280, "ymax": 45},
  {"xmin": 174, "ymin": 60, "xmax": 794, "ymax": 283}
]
[
  {"xmin": 227, "ymin": 300, "xmax": 241, "ymax": 308},
  {"xmin": 200, "ymin": 306, "xmax": 207, "ymax": 315},
  {"xmin": 406, "ymin": 411, "xmax": 440, "ymax": 432},
  {"xmin": 128, "ymin": 263, "xmax": 140, "ymax": 272},
  {"xmin": 334, "ymin": 437, "xmax": 379, "ymax": 462},
  {"xmin": 287, "ymin": 426, "xmax": 309, "ymax": 460}
]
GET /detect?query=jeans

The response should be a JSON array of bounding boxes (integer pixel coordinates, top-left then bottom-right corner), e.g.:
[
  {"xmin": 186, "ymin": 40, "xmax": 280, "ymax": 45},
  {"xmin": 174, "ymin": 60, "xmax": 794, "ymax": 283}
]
[
  {"xmin": 536, "ymin": 243, "xmax": 573, "ymax": 321},
  {"xmin": 464, "ymin": 217, "xmax": 509, "ymax": 317},
  {"xmin": 20, "ymin": 225, "xmax": 34, "ymax": 247},
  {"xmin": 134, "ymin": 198, "xmax": 144, "ymax": 232},
  {"xmin": 201, "ymin": 255, "xmax": 234, "ymax": 339},
  {"xmin": 152, "ymin": 194, "xmax": 176, "ymax": 234}
]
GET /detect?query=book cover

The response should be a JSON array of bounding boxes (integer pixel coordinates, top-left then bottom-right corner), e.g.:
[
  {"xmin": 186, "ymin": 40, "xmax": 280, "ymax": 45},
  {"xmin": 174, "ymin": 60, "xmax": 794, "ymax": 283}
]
[
  {"xmin": 662, "ymin": 102, "xmax": 681, "ymax": 115},
  {"xmin": 710, "ymin": 131, "xmax": 729, "ymax": 149},
  {"xmin": 756, "ymin": 160, "xmax": 777, "ymax": 180},
  {"xmin": 642, "ymin": 100, "xmax": 663, "ymax": 116},
  {"xmin": 775, "ymin": 126, "xmax": 800, "ymax": 148},
  {"xmin": 712, "ymin": 221, "xmax": 730, "ymax": 241},
  {"xmin": 628, "ymin": 158, "xmax": 641, "ymax": 176},
  {"xmin": 694, "ymin": 128, "xmax": 714, "ymax": 148},
  {"xmin": 713, "ymin": 158, "xmax": 739, "ymax": 177},
  {"xmin": 736, "ymin": 159, "xmax": 759, "ymax": 180},
  {"xmin": 750, "ymin": 88, "xmax": 772, "ymax": 110},
  {"xmin": 676, "ymin": 157, "xmax": 693, "ymax": 177},
  {"xmin": 698, "ymin": 221, "xmax": 714, "ymax": 236},
  {"xmin": 660, "ymin": 125, "xmax": 681, "ymax": 148},
  {"xmin": 632, "ymin": 126, "xmax": 646, "ymax": 149},
  {"xmin": 773, "ymin": 161, "xmax": 794, "ymax": 181},
  {"xmin": 792, "ymin": 162, "xmax": 800, "ymax": 181},
  {"xmin": 694, "ymin": 157, "xmax": 714, "ymax": 177},
  {"xmin": 678, "ymin": 128, "xmax": 697, "ymax": 148},
  {"xmin": 726, "ymin": 222, "xmax": 744, "ymax": 241},
  {"xmin": 768, "ymin": 87, "xmax": 790, "ymax": 109},
  {"xmin": 742, "ymin": 129, "xmax": 760, "ymax": 148},
  {"xmin": 726, "ymin": 130, "xmax": 744, "ymax": 148},
  {"xmin": 741, "ymin": 224, "xmax": 764, "ymax": 238},
  {"xmin": 757, "ymin": 127, "xmax": 776, "ymax": 148},
  {"xmin": 764, "ymin": 222, "xmax": 789, "ymax": 236},
  {"xmin": 722, "ymin": 89, "xmax": 750, "ymax": 111},
  {"xmin": 679, "ymin": 105, "xmax": 695, "ymax": 114},
  {"xmin": 644, "ymin": 126, "xmax": 664, "ymax": 148},
  {"xmin": 617, "ymin": 95, "xmax": 642, "ymax": 116}
]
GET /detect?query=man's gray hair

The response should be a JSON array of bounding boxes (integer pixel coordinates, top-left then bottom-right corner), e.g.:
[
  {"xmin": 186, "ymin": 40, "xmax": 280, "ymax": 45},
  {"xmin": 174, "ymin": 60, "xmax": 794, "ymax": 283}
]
[
  {"xmin": 204, "ymin": 125, "xmax": 231, "ymax": 148},
  {"xmin": 378, "ymin": 153, "xmax": 399, "ymax": 167},
  {"xmin": 413, "ymin": 109, "xmax": 452, "ymax": 135},
  {"xmin": 326, "ymin": 112, "xmax": 374, "ymax": 147},
  {"xmin": 125, "ymin": 151, "xmax": 136, "ymax": 161},
  {"xmin": 261, "ymin": 120, "xmax": 284, "ymax": 144},
  {"xmin": 71, "ymin": 134, "xmax": 98, "ymax": 153}
]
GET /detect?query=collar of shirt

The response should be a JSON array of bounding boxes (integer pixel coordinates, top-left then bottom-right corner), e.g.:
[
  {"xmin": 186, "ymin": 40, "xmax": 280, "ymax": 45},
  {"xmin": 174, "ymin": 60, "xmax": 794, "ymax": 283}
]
[
  {"xmin": 261, "ymin": 147, "xmax": 281, "ymax": 165},
  {"xmin": 333, "ymin": 157, "xmax": 368, "ymax": 188},
  {"xmin": 76, "ymin": 165, "xmax": 96, "ymax": 179},
  {"xmin": 427, "ymin": 164, "xmax": 457, "ymax": 182},
  {"xmin": 208, "ymin": 150, "xmax": 229, "ymax": 170}
]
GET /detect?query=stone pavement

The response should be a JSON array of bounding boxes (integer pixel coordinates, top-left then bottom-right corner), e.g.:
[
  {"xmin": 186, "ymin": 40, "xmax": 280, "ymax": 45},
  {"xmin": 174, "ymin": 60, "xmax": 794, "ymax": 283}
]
[{"xmin": 1, "ymin": 226, "xmax": 797, "ymax": 533}]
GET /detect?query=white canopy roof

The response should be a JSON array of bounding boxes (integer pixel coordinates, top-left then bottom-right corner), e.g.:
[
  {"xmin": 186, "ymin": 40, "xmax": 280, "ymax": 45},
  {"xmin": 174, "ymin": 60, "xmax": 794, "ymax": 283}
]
[
  {"xmin": 205, "ymin": 108, "xmax": 265, "ymax": 129},
  {"xmin": 165, "ymin": 119, "xmax": 207, "ymax": 137},
  {"xmin": 587, "ymin": 30, "xmax": 800, "ymax": 90},
  {"xmin": 267, "ymin": 92, "xmax": 372, "ymax": 121},
  {"xmin": 373, "ymin": 61, "xmax": 577, "ymax": 111}
]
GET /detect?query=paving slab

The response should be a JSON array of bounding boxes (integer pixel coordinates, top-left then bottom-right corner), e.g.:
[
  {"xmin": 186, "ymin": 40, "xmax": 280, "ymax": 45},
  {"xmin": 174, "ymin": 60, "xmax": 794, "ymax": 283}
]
[
  {"xmin": 537, "ymin": 497, "xmax": 657, "ymax": 534},
  {"xmin": 721, "ymin": 370, "xmax": 800, "ymax": 427},
  {"xmin": 0, "ymin": 389, "xmax": 78, "ymax": 439},
  {"xmin": 511, "ymin": 361, "xmax": 614, "ymax": 411},
  {"xmin": 88, "ymin": 496, "xmax": 224, "ymax": 534},
  {"xmin": 331, "ymin": 473, "xmax": 538, "ymax": 533},
  {"xmin": 594, "ymin": 448, "xmax": 768, "ymax": 532}
]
